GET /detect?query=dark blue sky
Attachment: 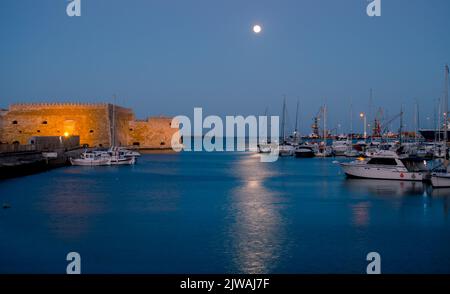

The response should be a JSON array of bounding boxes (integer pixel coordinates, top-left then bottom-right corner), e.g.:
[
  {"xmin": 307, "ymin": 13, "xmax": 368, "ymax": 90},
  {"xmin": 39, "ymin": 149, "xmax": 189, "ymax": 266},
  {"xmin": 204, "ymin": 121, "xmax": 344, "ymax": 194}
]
[{"xmin": 1, "ymin": 0, "xmax": 449, "ymax": 134}]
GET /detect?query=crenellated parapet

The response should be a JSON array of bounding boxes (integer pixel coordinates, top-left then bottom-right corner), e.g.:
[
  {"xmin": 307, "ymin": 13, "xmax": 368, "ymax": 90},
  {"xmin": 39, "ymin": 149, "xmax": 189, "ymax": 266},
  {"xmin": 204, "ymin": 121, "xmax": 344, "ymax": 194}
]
[{"xmin": 9, "ymin": 102, "xmax": 109, "ymax": 111}]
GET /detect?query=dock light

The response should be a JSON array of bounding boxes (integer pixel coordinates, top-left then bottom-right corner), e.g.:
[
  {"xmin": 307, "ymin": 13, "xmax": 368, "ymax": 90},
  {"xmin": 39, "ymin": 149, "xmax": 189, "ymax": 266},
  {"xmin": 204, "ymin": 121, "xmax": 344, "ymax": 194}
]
[
  {"xmin": 64, "ymin": 132, "xmax": 69, "ymax": 137},
  {"xmin": 359, "ymin": 112, "xmax": 367, "ymax": 140}
]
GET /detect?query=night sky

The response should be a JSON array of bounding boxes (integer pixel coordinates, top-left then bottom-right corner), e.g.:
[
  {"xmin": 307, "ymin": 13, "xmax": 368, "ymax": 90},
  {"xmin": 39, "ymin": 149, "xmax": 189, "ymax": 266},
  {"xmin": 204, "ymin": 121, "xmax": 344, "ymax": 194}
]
[{"xmin": 1, "ymin": 0, "xmax": 449, "ymax": 135}]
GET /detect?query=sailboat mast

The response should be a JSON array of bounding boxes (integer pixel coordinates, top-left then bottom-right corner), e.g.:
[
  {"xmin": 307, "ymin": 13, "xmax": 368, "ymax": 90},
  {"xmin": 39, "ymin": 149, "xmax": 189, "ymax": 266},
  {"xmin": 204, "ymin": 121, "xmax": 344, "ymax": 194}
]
[
  {"xmin": 295, "ymin": 99, "xmax": 299, "ymax": 142},
  {"xmin": 323, "ymin": 104, "xmax": 326, "ymax": 141},
  {"xmin": 414, "ymin": 101, "xmax": 418, "ymax": 143},
  {"xmin": 281, "ymin": 95, "xmax": 286, "ymax": 142},
  {"xmin": 369, "ymin": 88, "xmax": 373, "ymax": 143},
  {"xmin": 399, "ymin": 105, "xmax": 403, "ymax": 145},
  {"xmin": 444, "ymin": 64, "xmax": 449, "ymax": 145},
  {"xmin": 112, "ymin": 94, "xmax": 116, "ymax": 147}
]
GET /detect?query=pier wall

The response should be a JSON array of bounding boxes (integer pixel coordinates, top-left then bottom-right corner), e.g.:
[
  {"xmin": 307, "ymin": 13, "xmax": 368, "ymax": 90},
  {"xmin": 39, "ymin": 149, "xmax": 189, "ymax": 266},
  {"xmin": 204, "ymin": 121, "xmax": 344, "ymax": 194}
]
[{"xmin": 0, "ymin": 103, "xmax": 178, "ymax": 149}]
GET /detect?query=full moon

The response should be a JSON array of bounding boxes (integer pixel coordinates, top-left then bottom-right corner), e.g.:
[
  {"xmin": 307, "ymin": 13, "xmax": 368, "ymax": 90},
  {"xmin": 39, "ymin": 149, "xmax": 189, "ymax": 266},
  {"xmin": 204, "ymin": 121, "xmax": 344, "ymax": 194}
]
[{"xmin": 253, "ymin": 25, "xmax": 262, "ymax": 34}]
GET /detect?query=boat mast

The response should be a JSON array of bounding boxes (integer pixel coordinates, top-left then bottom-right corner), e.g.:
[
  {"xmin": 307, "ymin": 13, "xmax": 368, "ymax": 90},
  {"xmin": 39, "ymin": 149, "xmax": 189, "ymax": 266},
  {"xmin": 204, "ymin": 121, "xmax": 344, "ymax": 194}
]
[
  {"xmin": 438, "ymin": 97, "xmax": 442, "ymax": 143},
  {"xmin": 414, "ymin": 100, "xmax": 418, "ymax": 143},
  {"xmin": 369, "ymin": 88, "xmax": 373, "ymax": 143},
  {"xmin": 348, "ymin": 99, "xmax": 353, "ymax": 150},
  {"xmin": 112, "ymin": 94, "xmax": 116, "ymax": 147},
  {"xmin": 444, "ymin": 64, "xmax": 449, "ymax": 160},
  {"xmin": 444, "ymin": 65, "xmax": 449, "ymax": 145},
  {"xmin": 294, "ymin": 99, "xmax": 299, "ymax": 143},
  {"xmin": 281, "ymin": 95, "xmax": 286, "ymax": 143},
  {"xmin": 323, "ymin": 104, "xmax": 327, "ymax": 142},
  {"xmin": 399, "ymin": 105, "xmax": 403, "ymax": 146}
]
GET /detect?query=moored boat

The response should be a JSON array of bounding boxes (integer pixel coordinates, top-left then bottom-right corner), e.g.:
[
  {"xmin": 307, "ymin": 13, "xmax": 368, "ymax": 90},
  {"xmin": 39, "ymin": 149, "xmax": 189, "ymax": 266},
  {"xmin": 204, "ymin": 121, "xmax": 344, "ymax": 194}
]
[
  {"xmin": 279, "ymin": 143, "xmax": 294, "ymax": 157},
  {"xmin": 294, "ymin": 145, "xmax": 315, "ymax": 158},
  {"xmin": 70, "ymin": 152, "xmax": 111, "ymax": 166},
  {"xmin": 431, "ymin": 172, "xmax": 450, "ymax": 188},
  {"xmin": 339, "ymin": 150, "xmax": 428, "ymax": 181}
]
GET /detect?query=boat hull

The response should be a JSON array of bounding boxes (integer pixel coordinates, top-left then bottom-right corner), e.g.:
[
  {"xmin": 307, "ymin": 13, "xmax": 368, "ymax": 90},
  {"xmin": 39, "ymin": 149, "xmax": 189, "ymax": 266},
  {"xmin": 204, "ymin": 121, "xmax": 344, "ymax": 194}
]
[
  {"xmin": 431, "ymin": 173, "xmax": 450, "ymax": 188},
  {"xmin": 70, "ymin": 158, "xmax": 111, "ymax": 166},
  {"xmin": 278, "ymin": 145, "xmax": 294, "ymax": 157},
  {"xmin": 110, "ymin": 157, "xmax": 136, "ymax": 165},
  {"xmin": 294, "ymin": 150, "xmax": 315, "ymax": 158},
  {"xmin": 419, "ymin": 129, "xmax": 450, "ymax": 142},
  {"xmin": 340, "ymin": 163, "xmax": 424, "ymax": 181}
]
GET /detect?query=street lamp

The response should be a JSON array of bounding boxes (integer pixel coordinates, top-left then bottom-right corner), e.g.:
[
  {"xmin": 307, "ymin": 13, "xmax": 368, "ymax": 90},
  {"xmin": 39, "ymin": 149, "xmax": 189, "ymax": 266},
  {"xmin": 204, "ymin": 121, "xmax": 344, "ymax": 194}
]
[{"xmin": 360, "ymin": 112, "xmax": 367, "ymax": 140}]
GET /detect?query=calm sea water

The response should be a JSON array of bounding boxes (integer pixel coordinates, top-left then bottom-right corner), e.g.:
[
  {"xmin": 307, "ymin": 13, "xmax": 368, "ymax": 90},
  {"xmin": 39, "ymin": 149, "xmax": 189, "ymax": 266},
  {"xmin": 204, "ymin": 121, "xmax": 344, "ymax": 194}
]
[{"xmin": 0, "ymin": 151, "xmax": 449, "ymax": 274}]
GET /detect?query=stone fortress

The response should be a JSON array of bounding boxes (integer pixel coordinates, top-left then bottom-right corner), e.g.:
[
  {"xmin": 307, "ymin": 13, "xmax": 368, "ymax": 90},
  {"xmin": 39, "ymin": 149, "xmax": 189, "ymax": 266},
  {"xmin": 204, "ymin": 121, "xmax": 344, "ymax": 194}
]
[{"xmin": 0, "ymin": 103, "xmax": 180, "ymax": 149}]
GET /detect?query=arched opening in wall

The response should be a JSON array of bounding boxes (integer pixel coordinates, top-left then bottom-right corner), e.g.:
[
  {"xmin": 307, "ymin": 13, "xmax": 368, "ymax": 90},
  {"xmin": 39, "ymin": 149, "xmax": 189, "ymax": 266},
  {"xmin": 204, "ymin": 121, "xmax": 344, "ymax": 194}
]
[
  {"xmin": 30, "ymin": 140, "xmax": 35, "ymax": 144},
  {"xmin": 99, "ymin": 144, "xmax": 103, "ymax": 147},
  {"xmin": 12, "ymin": 120, "xmax": 18, "ymax": 125},
  {"xmin": 12, "ymin": 141, "xmax": 19, "ymax": 145},
  {"xmin": 37, "ymin": 130, "xmax": 41, "ymax": 133},
  {"xmin": 42, "ymin": 121, "xmax": 47, "ymax": 124},
  {"xmin": 129, "ymin": 128, "xmax": 133, "ymax": 131},
  {"xmin": 83, "ymin": 144, "xmax": 89, "ymax": 148},
  {"xmin": 160, "ymin": 141, "xmax": 166, "ymax": 146},
  {"xmin": 89, "ymin": 130, "xmax": 94, "ymax": 133},
  {"xmin": 132, "ymin": 142, "xmax": 140, "ymax": 146}
]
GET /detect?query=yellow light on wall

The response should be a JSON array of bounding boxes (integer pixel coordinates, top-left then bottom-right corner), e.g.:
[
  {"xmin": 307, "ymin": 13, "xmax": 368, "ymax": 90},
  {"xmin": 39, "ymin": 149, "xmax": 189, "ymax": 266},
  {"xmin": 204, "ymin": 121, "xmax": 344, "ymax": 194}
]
[{"xmin": 64, "ymin": 132, "xmax": 69, "ymax": 137}]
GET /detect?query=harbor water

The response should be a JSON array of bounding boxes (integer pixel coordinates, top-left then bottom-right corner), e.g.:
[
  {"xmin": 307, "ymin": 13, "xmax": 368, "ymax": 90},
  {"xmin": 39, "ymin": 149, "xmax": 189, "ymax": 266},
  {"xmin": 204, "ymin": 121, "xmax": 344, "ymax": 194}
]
[{"xmin": 0, "ymin": 151, "xmax": 449, "ymax": 273}]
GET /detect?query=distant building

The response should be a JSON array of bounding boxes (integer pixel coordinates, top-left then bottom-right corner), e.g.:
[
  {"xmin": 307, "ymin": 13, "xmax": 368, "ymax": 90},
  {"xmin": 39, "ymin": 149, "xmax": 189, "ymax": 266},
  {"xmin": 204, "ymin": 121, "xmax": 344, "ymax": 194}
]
[{"xmin": 0, "ymin": 103, "xmax": 179, "ymax": 149}]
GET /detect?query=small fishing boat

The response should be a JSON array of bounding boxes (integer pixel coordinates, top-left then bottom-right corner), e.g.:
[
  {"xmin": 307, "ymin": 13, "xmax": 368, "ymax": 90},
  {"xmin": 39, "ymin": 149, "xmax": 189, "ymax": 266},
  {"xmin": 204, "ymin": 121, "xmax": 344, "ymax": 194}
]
[
  {"xmin": 108, "ymin": 149, "xmax": 136, "ymax": 165},
  {"xmin": 70, "ymin": 152, "xmax": 111, "ymax": 166}
]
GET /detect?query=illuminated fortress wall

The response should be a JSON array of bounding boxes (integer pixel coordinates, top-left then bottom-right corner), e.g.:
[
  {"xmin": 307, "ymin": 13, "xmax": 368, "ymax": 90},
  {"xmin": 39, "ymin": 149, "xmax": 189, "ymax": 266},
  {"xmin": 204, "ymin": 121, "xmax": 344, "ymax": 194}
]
[{"xmin": 0, "ymin": 103, "xmax": 178, "ymax": 149}]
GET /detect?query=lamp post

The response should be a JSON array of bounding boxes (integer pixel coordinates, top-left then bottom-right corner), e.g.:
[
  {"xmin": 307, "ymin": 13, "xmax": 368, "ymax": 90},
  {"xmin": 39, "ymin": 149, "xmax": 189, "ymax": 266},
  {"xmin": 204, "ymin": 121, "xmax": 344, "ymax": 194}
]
[{"xmin": 360, "ymin": 112, "xmax": 367, "ymax": 141}]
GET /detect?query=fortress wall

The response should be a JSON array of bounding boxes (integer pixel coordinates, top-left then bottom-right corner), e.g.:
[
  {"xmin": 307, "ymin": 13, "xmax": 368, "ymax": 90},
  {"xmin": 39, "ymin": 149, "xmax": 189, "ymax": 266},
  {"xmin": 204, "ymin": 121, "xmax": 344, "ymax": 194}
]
[
  {"xmin": 0, "ymin": 103, "xmax": 111, "ymax": 147},
  {"xmin": 0, "ymin": 103, "xmax": 179, "ymax": 149},
  {"xmin": 128, "ymin": 117, "xmax": 179, "ymax": 149}
]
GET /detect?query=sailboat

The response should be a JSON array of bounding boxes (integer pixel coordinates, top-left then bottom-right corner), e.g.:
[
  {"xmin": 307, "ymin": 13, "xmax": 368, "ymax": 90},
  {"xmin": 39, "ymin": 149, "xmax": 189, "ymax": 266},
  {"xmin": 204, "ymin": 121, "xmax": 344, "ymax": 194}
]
[
  {"xmin": 278, "ymin": 96, "xmax": 295, "ymax": 156},
  {"xmin": 315, "ymin": 104, "xmax": 332, "ymax": 157},
  {"xmin": 344, "ymin": 101, "xmax": 361, "ymax": 157},
  {"xmin": 257, "ymin": 107, "xmax": 274, "ymax": 154},
  {"xmin": 431, "ymin": 64, "xmax": 450, "ymax": 187}
]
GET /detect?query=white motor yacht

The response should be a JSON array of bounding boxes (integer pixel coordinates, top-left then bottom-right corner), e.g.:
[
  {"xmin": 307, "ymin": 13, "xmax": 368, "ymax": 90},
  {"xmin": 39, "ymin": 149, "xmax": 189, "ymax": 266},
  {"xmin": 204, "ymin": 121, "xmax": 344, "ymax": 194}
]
[
  {"xmin": 294, "ymin": 144, "xmax": 316, "ymax": 158},
  {"xmin": 331, "ymin": 140, "xmax": 349, "ymax": 156},
  {"xmin": 278, "ymin": 143, "xmax": 294, "ymax": 157},
  {"xmin": 340, "ymin": 150, "xmax": 428, "ymax": 181}
]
